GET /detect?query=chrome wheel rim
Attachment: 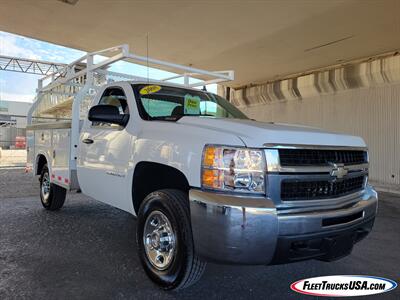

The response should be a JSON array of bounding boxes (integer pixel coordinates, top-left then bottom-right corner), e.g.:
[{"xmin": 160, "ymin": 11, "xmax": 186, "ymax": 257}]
[
  {"xmin": 143, "ymin": 210, "xmax": 176, "ymax": 270},
  {"xmin": 41, "ymin": 172, "xmax": 50, "ymax": 203}
]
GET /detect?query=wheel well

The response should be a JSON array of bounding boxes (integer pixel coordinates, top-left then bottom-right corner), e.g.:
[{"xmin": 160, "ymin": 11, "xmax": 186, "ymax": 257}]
[
  {"xmin": 36, "ymin": 154, "xmax": 47, "ymax": 175},
  {"xmin": 132, "ymin": 162, "xmax": 190, "ymax": 213}
]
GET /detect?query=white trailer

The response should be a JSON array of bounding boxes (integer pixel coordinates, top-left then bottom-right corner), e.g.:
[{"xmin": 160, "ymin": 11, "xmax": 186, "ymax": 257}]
[{"xmin": 27, "ymin": 45, "xmax": 377, "ymax": 290}]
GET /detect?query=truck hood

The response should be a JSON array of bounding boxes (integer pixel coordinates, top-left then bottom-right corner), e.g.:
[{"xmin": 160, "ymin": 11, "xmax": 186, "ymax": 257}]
[{"xmin": 177, "ymin": 117, "xmax": 366, "ymax": 148}]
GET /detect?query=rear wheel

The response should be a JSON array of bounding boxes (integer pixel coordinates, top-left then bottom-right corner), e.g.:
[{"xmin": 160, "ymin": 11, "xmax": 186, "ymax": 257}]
[
  {"xmin": 40, "ymin": 164, "xmax": 66, "ymax": 211},
  {"xmin": 137, "ymin": 189, "xmax": 206, "ymax": 290}
]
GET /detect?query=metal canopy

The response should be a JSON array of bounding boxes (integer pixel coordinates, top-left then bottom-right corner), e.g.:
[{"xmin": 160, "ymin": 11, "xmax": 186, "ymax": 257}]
[
  {"xmin": 0, "ymin": 0, "xmax": 399, "ymax": 88},
  {"xmin": 0, "ymin": 55, "xmax": 66, "ymax": 76}
]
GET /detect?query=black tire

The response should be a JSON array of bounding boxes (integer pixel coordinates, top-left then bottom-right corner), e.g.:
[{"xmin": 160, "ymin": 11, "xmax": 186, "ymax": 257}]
[
  {"xmin": 39, "ymin": 164, "xmax": 66, "ymax": 211},
  {"xmin": 136, "ymin": 189, "xmax": 206, "ymax": 290}
]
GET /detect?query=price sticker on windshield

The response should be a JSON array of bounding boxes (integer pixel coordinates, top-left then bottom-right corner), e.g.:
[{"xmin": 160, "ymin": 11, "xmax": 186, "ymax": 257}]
[
  {"xmin": 184, "ymin": 94, "xmax": 201, "ymax": 115},
  {"xmin": 140, "ymin": 85, "xmax": 161, "ymax": 95}
]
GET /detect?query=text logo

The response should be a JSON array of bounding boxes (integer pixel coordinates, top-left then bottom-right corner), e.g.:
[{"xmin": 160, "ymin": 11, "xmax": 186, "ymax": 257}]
[{"xmin": 291, "ymin": 275, "xmax": 397, "ymax": 297}]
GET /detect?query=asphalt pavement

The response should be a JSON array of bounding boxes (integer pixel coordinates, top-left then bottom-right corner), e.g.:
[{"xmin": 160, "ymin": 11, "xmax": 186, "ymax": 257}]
[{"xmin": 0, "ymin": 168, "xmax": 399, "ymax": 299}]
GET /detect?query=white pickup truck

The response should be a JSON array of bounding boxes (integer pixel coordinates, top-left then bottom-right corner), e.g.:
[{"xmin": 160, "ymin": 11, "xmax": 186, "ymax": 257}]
[{"xmin": 27, "ymin": 45, "xmax": 377, "ymax": 290}]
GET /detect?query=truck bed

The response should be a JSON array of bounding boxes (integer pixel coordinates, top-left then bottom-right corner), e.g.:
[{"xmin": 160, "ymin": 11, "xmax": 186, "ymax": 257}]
[{"xmin": 26, "ymin": 121, "xmax": 78, "ymax": 190}]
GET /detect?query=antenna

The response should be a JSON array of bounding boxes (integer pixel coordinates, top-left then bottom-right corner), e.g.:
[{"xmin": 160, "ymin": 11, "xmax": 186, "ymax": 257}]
[
  {"xmin": 146, "ymin": 33, "xmax": 150, "ymax": 120},
  {"xmin": 146, "ymin": 33, "xmax": 149, "ymax": 83}
]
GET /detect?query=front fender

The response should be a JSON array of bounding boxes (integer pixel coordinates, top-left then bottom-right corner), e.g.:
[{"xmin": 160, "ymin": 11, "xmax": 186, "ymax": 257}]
[{"xmin": 132, "ymin": 121, "xmax": 245, "ymax": 187}]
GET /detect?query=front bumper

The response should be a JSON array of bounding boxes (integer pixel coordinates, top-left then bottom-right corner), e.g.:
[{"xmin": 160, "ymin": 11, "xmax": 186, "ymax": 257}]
[{"xmin": 189, "ymin": 185, "xmax": 378, "ymax": 265}]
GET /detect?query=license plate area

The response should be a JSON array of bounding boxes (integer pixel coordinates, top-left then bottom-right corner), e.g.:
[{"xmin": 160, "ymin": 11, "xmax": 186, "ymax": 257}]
[{"xmin": 319, "ymin": 233, "xmax": 354, "ymax": 261}]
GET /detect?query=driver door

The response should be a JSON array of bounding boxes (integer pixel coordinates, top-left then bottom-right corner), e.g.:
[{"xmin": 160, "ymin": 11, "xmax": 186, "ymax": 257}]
[{"xmin": 77, "ymin": 85, "xmax": 133, "ymax": 213}]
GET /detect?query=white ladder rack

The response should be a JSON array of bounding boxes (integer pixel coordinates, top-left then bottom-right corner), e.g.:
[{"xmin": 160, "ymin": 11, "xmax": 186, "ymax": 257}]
[{"xmin": 27, "ymin": 44, "xmax": 234, "ymax": 170}]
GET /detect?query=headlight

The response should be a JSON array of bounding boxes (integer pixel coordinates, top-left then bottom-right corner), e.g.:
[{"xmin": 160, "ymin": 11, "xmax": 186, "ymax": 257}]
[{"xmin": 201, "ymin": 145, "xmax": 266, "ymax": 194}]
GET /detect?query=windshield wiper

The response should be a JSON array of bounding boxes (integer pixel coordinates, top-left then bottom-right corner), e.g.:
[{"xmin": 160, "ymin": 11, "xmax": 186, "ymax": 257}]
[
  {"xmin": 151, "ymin": 116, "xmax": 180, "ymax": 122},
  {"xmin": 150, "ymin": 114, "xmax": 215, "ymax": 122},
  {"xmin": 180, "ymin": 113, "xmax": 215, "ymax": 117}
]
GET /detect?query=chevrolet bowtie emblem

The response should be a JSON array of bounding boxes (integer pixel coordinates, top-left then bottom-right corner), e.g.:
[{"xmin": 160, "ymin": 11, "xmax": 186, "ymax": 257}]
[{"xmin": 330, "ymin": 163, "xmax": 348, "ymax": 179}]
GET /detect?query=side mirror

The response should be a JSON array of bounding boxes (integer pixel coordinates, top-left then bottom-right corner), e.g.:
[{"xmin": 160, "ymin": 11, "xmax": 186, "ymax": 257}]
[{"xmin": 88, "ymin": 105, "xmax": 129, "ymax": 126}]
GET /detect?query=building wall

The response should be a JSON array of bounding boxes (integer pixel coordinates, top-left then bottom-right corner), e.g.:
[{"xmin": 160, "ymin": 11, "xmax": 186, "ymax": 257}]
[
  {"xmin": 226, "ymin": 53, "xmax": 400, "ymax": 189},
  {"xmin": 238, "ymin": 83, "xmax": 400, "ymax": 189},
  {"xmin": 0, "ymin": 100, "xmax": 31, "ymax": 128},
  {"xmin": 0, "ymin": 100, "xmax": 31, "ymax": 149}
]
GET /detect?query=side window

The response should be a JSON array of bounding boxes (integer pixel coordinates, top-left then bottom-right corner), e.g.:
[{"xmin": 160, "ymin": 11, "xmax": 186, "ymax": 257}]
[
  {"xmin": 92, "ymin": 87, "xmax": 129, "ymax": 127},
  {"xmin": 141, "ymin": 98, "xmax": 181, "ymax": 117}
]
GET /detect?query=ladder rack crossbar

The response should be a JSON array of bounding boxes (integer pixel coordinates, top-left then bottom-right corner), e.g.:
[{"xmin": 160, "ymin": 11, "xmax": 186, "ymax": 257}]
[{"xmin": 38, "ymin": 44, "xmax": 233, "ymax": 93}]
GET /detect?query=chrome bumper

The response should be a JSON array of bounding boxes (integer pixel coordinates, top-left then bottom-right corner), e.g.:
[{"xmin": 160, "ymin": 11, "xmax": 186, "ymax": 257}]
[{"xmin": 189, "ymin": 185, "xmax": 378, "ymax": 265}]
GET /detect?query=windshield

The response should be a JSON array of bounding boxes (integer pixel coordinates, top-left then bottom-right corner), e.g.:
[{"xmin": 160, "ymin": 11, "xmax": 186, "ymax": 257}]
[{"xmin": 132, "ymin": 84, "xmax": 248, "ymax": 121}]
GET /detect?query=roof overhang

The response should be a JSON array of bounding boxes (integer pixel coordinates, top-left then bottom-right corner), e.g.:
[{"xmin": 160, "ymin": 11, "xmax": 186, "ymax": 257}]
[{"xmin": 0, "ymin": 0, "xmax": 399, "ymax": 88}]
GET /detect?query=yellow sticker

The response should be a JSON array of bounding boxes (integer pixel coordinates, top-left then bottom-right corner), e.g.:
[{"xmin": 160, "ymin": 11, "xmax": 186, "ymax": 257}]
[
  {"xmin": 184, "ymin": 94, "xmax": 201, "ymax": 115},
  {"xmin": 140, "ymin": 85, "xmax": 161, "ymax": 95}
]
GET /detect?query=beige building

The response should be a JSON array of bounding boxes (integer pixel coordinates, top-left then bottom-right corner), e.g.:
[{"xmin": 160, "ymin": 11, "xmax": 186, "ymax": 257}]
[{"xmin": 224, "ymin": 53, "xmax": 400, "ymax": 191}]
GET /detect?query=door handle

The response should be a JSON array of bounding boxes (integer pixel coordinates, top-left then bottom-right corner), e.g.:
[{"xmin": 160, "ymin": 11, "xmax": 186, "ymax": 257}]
[{"xmin": 82, "ymin": 138, "xmax": 94, "ymax": 144}]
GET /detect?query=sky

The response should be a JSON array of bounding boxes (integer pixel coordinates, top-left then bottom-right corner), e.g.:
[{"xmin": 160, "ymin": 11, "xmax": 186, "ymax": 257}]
[{"xmin": 0, "ymin": 31, "xmax": 216, "ymax": 103}]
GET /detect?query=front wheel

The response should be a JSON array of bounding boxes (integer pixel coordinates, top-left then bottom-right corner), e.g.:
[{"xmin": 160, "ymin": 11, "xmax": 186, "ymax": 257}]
[
  {"xmin": 136, "ymin": 189, "xmax": 206, "ymax": 290},
  {"xmin": 40, "ymin": 164, "xmax": 66, "ymax": 211}
]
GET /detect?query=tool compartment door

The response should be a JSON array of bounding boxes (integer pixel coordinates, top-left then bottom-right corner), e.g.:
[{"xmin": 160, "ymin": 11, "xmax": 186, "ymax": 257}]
[{"xmin": 51, "ymin": 128, "xmax": 71, "ymax": 189}]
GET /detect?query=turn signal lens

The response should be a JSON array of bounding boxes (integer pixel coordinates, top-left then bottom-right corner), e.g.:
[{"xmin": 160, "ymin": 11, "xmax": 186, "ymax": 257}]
[
  {"xmin": 202, "ymin": 169, "xmax": 222, "ymax": 189},
  {"xmin": 203, "ymin": 146, "xmax": 216, "ymax": 167}
]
